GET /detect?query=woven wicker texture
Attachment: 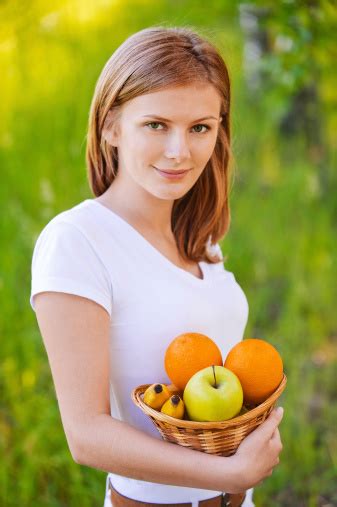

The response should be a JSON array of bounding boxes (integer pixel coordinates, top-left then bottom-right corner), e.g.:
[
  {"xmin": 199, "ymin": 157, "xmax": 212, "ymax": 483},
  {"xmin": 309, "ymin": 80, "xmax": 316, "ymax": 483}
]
[{"xmin": 131, "ymin": 374, "xmax": 287, "ymax": 456}]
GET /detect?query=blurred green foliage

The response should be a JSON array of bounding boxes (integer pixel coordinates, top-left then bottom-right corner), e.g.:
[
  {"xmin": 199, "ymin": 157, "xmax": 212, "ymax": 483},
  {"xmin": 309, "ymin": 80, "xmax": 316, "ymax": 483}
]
[{"xmin": 1, "ymin": 0, "xmax": 336, "ymax": 506}]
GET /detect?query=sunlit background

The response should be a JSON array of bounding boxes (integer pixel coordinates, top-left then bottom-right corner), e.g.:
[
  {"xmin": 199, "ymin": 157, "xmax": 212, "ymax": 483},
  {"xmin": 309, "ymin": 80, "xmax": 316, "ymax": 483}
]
[{"xmin": 1, "ymin": 1, "xmax": 336, "ymax": 505}]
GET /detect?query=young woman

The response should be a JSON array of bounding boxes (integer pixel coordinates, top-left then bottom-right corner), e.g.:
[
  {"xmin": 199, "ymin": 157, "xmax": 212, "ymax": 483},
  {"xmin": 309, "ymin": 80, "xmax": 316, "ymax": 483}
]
[{"xmin": 30, "ymin": 27, "xmax": 284, "ymax": 507}]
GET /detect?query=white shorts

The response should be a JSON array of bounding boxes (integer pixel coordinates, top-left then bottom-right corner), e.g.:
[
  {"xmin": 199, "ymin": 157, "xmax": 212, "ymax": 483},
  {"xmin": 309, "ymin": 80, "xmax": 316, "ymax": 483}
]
[{"xmin": 102, "ymin": 475, "xmax": 255, "ymax": 507}]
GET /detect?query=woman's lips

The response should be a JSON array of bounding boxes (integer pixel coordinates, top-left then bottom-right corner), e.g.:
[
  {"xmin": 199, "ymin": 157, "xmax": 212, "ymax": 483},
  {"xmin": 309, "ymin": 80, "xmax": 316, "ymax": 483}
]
[{"xmin": 153, "ymin": 166, "xmax": 191, "ymax": 180}]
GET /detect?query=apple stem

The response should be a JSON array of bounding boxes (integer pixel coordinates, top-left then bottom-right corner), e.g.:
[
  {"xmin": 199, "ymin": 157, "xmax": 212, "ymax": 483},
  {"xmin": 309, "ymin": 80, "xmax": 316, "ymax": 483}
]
[{"xmin": 212, "ymin": 365, "xmax": 217, "ymax": 388}]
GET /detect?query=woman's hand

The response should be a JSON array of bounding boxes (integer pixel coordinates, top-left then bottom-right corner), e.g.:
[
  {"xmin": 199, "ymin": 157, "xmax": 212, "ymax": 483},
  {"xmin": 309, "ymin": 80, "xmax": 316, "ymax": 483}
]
[{"xmin": 229, "ymin": 407, "xmax": 284, "ymax": 493}]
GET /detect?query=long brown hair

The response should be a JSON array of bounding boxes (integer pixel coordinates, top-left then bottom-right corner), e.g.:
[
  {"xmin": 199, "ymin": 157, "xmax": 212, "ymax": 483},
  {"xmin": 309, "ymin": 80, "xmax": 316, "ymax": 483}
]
[{"xmin": 86, "ymin": 27, "xmax": 232, "ymax": 264}]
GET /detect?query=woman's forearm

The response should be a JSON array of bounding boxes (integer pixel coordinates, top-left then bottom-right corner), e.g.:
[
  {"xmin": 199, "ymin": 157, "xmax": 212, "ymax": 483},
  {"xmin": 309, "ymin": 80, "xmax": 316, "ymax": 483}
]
[{"xmin": 72, "ymin": 414, "xmax": 241, "ymax": 493}]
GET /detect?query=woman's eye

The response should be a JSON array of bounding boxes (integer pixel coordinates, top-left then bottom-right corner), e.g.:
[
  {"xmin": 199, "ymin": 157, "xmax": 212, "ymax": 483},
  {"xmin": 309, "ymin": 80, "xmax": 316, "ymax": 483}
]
[
  {"xmin": 146, "ymin": 122, "xmax": 164, "ymax": 130},
  {"xmin": 192, "ymin": 124, "xmax": 209, "ymax": 133},
  {"xmin": 145, "ymin": 122, "xmax": 209, "ymax": 133}
]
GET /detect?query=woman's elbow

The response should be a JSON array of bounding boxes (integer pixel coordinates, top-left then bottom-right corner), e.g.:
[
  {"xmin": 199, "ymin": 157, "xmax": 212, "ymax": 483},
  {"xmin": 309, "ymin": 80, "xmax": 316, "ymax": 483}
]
[
  {"xmin": 64, "ymin": 426, "xmax": 88, "ymax": 465},
  {"xmin": 70, "ymin": 442, "xmax": 84, "ymax": 465}
]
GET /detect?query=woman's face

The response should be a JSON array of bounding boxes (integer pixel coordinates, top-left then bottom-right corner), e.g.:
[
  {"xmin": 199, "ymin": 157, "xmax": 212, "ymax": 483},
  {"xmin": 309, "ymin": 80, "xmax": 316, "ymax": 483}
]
[{"xmin": 105, "ymin": 83, "xmax": 222, "ymax": 201}]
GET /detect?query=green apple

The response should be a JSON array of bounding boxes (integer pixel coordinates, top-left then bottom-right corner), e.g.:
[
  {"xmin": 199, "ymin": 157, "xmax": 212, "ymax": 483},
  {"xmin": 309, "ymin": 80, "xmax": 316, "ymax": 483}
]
[{"xmin": 183, "ymin": 365, "xmax": 243, "ymax": 422}]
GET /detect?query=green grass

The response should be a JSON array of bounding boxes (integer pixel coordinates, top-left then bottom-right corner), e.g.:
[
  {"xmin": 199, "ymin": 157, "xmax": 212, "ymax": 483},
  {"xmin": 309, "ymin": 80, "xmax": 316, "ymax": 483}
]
[{"xmin": 1, "ymin": 1, "xmax": 336, "ymax": 505}]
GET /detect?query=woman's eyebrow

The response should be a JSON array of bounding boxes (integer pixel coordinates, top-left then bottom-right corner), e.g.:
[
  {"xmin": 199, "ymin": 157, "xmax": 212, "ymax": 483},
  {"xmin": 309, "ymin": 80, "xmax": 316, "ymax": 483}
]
[{"xmin": 141, "ymin": 115, "xmax": 219, "ymax": 122}]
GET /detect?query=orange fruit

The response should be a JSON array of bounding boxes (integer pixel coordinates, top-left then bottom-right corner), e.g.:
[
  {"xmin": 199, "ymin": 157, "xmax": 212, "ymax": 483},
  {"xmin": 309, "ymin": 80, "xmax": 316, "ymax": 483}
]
[
  {"xmin": 164, "ymin": 333, "xmax": 223, "ymax": 390},
  {"xmin": 224, "ymin": 338, "xmax": 283, "ymax": 405}
]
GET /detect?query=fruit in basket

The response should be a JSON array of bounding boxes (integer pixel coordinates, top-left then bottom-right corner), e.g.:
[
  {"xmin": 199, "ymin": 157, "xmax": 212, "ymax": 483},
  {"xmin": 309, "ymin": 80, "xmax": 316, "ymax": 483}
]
[
  {"xmin": 165, "ymin": 333, "xmax": 223, "ymax": 390},
  {"xmin": 161, "ymin": 395, "xmax": 185, "ymax": 419},
  {"xmin": 143, "ymin": 383, "xmax": 171, "ymax": 409},
  {"xmin": 167, "ymin": 384, "xmax": 184, "ymax": 397},
  {"xmin": 224, "ymin": 338, "xmax": 283, "ymax": 405},
  {"xmin": 238, "ymin": 405, "xmax": 250, "ymax": 416},
  {"xmin": 183, "ymin": 365, "xmax": 243, "ymax": 422}
]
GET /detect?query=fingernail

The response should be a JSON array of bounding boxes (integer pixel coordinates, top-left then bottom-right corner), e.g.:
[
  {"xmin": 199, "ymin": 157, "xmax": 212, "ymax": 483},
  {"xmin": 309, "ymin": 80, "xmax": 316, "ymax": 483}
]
[{"xmin": 276, "ymin": 407, "xmax": 284, "ymax": 417}]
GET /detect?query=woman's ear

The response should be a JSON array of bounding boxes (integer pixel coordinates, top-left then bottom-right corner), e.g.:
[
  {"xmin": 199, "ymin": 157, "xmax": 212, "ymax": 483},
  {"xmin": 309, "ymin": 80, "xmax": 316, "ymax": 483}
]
[{"xmin": 102, "ymin": 110, "xmax": 120, "ymax": 147}]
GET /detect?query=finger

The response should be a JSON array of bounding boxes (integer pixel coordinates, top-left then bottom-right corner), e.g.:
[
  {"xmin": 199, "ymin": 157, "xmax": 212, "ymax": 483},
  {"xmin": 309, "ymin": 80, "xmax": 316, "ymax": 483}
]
[
  {"xmin": 270, "ymin": 430, "xmax": 283, "ymax": 454},
  {"xmin": 270, "ymin": 427, "xmax": 280, "ymax": 442},
  {"xmin": 257, "ymin": 407, "xmax": 284, "ymax": 439}
]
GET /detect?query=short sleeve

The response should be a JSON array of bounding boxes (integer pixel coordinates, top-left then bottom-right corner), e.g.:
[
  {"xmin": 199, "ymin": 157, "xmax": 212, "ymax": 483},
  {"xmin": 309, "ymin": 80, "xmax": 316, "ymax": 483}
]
[{"xmin": 30, "ymin": 220, "xmax": 112, "ymax": 317}]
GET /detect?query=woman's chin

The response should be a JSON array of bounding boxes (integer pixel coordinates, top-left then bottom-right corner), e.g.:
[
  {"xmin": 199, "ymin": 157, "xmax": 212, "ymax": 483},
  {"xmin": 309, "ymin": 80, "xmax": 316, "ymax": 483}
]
[{"xmin": 149, "ymin": 186, "xmax": 190, "ymax": 201}]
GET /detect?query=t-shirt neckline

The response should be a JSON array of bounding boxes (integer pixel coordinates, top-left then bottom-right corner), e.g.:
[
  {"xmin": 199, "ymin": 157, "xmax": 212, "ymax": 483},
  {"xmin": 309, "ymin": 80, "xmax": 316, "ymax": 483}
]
[{"xmin": 86, "ymin": 199, "xmax": 209, "ymax": 285}]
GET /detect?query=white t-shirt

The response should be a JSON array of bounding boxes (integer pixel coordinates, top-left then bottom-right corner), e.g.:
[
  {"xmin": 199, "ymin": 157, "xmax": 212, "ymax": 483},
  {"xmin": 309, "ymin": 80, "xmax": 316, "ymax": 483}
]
[{"xmin": 30, "ymin": 198, "xmax": 255, "ymax": 506}]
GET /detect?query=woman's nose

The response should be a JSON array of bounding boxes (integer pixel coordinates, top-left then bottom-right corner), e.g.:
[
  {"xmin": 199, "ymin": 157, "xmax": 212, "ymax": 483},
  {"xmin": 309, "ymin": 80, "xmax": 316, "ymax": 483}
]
[{"xmin": 164, "ymin": 130, "xmax": 191, "ymax": 163}]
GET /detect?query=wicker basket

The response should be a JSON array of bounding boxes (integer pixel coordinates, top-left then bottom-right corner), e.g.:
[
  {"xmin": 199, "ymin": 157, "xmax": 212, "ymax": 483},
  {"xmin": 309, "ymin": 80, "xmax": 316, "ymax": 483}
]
[{"xmin": 131, "ymin": 374, "xmax": 287, "ymax": 456}]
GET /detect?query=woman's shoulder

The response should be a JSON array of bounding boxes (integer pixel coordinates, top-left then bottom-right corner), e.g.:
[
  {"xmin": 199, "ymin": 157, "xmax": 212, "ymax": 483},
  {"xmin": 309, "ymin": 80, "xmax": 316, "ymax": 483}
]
[
  {"xmin": 34, "ymin": 199, "xmax": 104, "ymax": 248},
  {"xmin": 40, "ymin": 199, "xmax": 94, "ymax": 231},
  {"xmin": 205, "ymin": 239, "xmax": 224, "ymax": 263},
  {"xmin": 30, "ymin": 199, "xmax": 113, "ymax": 316},
  {"xmin": 31, "ymin": 200, "xmax": 106, "ymax": 271},
  {"xmin": 204, "ymin": 241, "xmax": 242, "ymax": 283}
]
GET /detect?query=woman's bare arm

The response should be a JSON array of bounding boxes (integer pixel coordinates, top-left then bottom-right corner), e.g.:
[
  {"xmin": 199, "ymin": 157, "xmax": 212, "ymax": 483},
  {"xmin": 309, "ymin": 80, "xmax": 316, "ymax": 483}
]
[{"xmin": 34, "ymin": 292, "xmax": 283, "ymax": 494}]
